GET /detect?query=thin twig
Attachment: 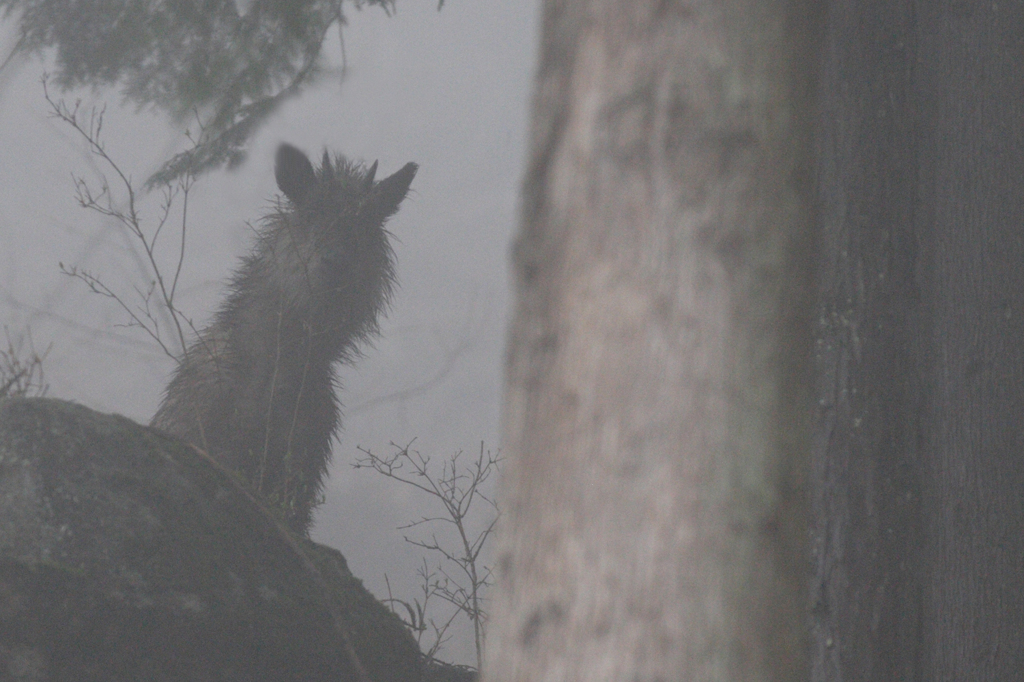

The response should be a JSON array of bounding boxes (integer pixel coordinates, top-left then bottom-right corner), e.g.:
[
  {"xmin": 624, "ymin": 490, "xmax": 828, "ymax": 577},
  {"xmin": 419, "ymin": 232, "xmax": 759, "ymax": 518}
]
[
  {"xmin": 44, "ymin": 77, "xmax": 200, "ymax": 361},
  {"xmin": 353, "ymin": 441, "xmax": 500, "ymax": 669}
]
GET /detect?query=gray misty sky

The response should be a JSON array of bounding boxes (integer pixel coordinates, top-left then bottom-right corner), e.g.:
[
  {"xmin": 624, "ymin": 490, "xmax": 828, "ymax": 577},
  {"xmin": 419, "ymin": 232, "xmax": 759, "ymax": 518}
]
[{"xmin": 0, "ymin": 1, "xmax": 540, "ymax": 666}]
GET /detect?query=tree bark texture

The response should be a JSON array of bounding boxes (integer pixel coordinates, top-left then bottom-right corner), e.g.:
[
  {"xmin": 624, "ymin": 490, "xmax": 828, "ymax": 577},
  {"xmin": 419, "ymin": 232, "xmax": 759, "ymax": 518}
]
[
  {"xmin": 812, "ymin": 2, "xmax": 1024, "ymax": 679},
  {"xmin": 485, "ymin": 2, "xmax": 821, "ymax": 680}
]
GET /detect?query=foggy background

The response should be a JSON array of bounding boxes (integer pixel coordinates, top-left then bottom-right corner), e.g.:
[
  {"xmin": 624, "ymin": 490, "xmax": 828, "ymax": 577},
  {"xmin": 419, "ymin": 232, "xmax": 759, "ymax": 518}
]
[{"xmin": 0, "ymin": 1, "xmax": 539, "ymax": 666}]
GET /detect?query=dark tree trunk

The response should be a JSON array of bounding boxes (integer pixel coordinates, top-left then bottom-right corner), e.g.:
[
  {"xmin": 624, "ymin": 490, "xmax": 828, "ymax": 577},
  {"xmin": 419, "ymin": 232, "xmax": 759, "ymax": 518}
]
[
  {"xmin": 485, "ymin": 1, "xmax": 822, "ymax": 679},
  {"xmin": 812, "ymin": 2, "xmax": 1024, "ymax": 679}
]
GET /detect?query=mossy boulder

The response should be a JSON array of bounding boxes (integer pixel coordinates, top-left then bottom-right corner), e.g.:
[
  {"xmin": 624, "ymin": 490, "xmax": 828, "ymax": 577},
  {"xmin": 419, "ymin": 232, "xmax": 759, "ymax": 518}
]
[{"xmin": 0, "ymin": 397, "xmax": 421, "ymax": 681}]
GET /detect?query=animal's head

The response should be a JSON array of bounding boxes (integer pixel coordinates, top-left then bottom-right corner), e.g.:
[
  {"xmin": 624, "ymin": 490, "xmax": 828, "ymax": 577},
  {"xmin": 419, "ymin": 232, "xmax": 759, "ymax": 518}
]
[
  {"xmin": 267, "ymin": 143, "xmax": 417, "ymax": 319},
  {"xmin": 274, "ymin": 143, "xmax": 417, "ymax": 239}
]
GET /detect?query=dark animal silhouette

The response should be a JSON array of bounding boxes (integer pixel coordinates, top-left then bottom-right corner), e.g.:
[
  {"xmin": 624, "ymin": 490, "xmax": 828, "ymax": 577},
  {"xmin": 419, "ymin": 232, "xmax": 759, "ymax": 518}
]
[{"xmin": 152, "ymin": 143, "xmax": 417, "ymax": 534}]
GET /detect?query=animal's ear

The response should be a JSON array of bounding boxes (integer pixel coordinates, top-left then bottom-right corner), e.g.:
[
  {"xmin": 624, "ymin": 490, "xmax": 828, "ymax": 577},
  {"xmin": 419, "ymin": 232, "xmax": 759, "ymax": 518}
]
[
  {"xmin": 370, "ymin": 162, "xmax": 418, "ymax": 220},
  {"xmin": 275, "ymin": 144, "xmax": 316, "ymax": 204}
]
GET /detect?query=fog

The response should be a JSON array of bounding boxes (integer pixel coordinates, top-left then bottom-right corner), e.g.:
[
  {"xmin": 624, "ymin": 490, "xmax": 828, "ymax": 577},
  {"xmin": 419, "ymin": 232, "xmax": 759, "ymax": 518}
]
[{"xmin": 0, "ymin": 1, "xmax": 539, "ymax": 666}]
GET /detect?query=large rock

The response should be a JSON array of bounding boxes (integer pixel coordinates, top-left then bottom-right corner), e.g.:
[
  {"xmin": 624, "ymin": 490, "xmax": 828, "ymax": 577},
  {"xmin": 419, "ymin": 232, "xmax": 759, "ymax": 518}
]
[{"xmin": 0, "ymin": 398, "xmax": 422, "ymax": 681}]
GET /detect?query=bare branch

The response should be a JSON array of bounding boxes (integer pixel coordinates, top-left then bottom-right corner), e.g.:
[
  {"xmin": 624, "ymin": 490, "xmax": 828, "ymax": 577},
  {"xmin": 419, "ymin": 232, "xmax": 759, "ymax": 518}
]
[
  {"xmin": 354, "ymin": 441, "xmax": 501, "ymax": 669},
  {"xmin": 45, "ymin": 76, "xmax": 200, "ymax": 361},
  {"xmin": 0, "ymin": 327, "xmax": 50, "ymax": 399}
]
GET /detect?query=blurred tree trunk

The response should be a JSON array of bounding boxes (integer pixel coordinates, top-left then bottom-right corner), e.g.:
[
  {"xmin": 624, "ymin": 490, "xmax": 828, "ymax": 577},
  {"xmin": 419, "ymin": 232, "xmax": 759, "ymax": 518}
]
[
  {"xmin": 484, "ymin": 1, "xmax": 822, "ymax": 680},
  {"xmin": 811, "ymin": 2, "xmax": 1024, "ymax": 679}
]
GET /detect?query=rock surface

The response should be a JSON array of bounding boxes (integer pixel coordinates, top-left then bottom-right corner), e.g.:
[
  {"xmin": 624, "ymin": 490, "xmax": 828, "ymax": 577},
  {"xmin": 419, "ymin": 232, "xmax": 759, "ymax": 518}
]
[{"xmin": 0, "ymin": 397, "xmax": 423, "ymax": 681}]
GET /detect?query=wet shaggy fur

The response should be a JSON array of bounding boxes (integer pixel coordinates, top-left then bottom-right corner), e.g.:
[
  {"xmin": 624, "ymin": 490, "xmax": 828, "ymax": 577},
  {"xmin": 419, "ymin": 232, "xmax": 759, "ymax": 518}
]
[{"xmin": 152, "ymin": 143, "xmax": 417, "ymax": 534}]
